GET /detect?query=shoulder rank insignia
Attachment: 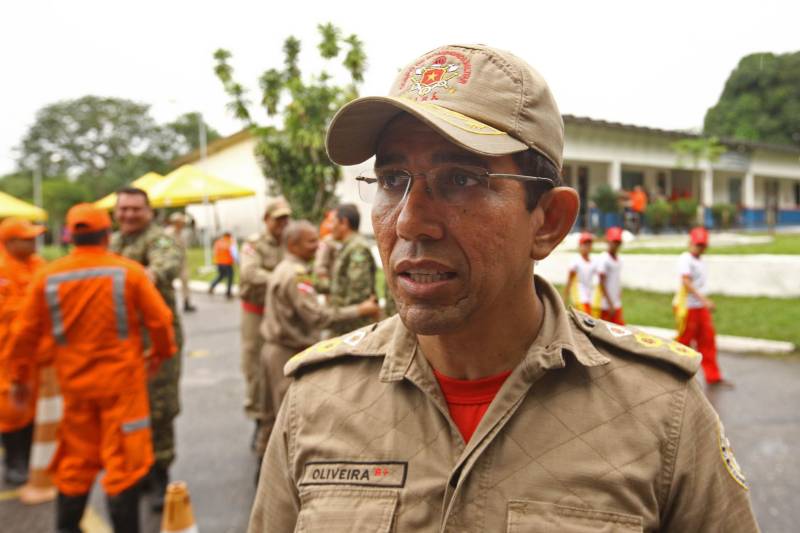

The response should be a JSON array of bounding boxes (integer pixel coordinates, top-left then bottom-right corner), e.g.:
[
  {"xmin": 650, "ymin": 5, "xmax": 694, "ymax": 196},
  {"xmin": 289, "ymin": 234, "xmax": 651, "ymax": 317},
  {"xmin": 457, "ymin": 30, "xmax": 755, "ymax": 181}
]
[{"xmin": 570, "ymin": 308, "xmax": 701, "ymax": 376}]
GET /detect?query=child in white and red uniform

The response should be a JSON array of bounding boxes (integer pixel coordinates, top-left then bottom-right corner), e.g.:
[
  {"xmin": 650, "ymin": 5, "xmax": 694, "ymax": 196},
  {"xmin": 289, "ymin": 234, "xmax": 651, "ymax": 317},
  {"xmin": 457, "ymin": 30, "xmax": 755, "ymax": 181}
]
[
  {"xmin": 674, "ymin": 227, "xmax": 732, "ymax": 387},
  {"xmin": 564, "ymin": 232, "xmax": 595, "ymax": 313},
  {"xmin": 595, "ymin": 226, "xmax": 624, "ymax": 325}
]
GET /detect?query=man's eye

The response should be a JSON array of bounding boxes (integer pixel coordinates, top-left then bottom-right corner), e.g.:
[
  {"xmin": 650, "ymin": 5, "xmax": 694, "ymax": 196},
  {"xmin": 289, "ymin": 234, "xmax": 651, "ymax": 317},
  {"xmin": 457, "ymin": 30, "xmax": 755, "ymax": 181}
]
[
  {"xmin": 445, "ymin": 168, "xmax": 485, "ymax": 187},
  {"xmin": 377, "ymin": 173, "xmax": 408, "ymax": 190}
]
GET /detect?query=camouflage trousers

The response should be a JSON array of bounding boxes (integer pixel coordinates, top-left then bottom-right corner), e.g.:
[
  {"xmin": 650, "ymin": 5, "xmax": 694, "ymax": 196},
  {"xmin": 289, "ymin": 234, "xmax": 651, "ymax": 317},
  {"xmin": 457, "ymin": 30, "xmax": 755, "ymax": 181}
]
[{"xmin": 149, "ymin": 339, "xmax": 182, "ymax": 469}]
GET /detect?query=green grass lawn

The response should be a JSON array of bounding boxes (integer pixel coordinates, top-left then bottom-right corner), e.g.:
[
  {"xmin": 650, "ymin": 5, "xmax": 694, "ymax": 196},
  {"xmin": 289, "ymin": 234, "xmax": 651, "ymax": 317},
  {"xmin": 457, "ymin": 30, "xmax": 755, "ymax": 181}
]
[
  {"xmin": 554, "ymin": 284, "xmax": 799, "ymax": 348},
  {"xmin": 623, "ymin": 233, "xmax": 800, "ymax": 255},
  {"xmin": 186, "ymin": 247, "xmax": 240, "ymax": 283}
]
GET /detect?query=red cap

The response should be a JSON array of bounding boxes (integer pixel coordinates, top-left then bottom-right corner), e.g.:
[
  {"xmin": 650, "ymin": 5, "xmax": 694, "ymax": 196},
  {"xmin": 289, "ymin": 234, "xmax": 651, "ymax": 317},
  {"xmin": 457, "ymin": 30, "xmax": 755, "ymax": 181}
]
[
  {"xmin": 605, "ymin": 226, "xmax": 623, "ymax": 242},
  {"xmin": 0, "ymin": 218, "xmax": 46, "ymax": 242},
  {"xmin": 66, "ymin": 203, "xmax": 112, "ymax": 234},
  {"xmin": 689, "ymin": 227, "xmax": 709, "ymax": 245},
  {"xmin": 578, "ymin": 231, "xmax": 594, "ymax": 244}
]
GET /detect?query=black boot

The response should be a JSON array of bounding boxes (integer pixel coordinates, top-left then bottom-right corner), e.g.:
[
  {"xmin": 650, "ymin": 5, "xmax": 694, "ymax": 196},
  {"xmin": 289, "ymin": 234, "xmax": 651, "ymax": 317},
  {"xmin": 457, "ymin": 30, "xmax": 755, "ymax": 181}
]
[
  {"xmin": 107, "ymin": 485, "xmax": 140, "ymax": 533},
  {"xmin": 183, "ymin": 299, "xmax": 197, "ymax": 313},
  {"xmin": 149, "ymin": 464, "xmax": 169, "ymax": 512},
  {"xmin": 56, "ymin": 491, "xmax": 89, "ymax": 533},
  {"xmin": 1, "ymin": 423, "xmax": 33, "ymax": 486}
]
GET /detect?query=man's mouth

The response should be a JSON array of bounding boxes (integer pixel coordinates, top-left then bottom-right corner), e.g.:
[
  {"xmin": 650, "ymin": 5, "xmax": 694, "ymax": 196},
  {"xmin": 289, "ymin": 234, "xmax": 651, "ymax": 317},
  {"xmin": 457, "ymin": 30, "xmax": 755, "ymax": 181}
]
[{"xmin": 400, "ymin": 270, "xmax": 456, "ymax": 284}]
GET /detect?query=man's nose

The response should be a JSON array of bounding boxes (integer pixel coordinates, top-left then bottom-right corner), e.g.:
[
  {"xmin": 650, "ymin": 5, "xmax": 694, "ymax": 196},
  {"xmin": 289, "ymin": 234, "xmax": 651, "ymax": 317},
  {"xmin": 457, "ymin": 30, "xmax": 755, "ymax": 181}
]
[{"xmin": 395, "ymin": 178, "xmax": 444, "ymax": 242}]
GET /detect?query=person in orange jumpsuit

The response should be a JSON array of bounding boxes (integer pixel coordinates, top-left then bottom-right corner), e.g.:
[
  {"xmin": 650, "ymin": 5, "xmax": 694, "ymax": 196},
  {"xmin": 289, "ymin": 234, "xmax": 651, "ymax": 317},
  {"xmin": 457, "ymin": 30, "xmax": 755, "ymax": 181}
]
[
  {"xmin": 4, "ymin": 204, "xmax": 176, "ymax": 533},
  {"xmin": 0, "ymin": 217, "xmax": 46, "ymax": 486},
  {"xmin": 208, "ymin": 231, "xmax": 237, "ymax": 298}
]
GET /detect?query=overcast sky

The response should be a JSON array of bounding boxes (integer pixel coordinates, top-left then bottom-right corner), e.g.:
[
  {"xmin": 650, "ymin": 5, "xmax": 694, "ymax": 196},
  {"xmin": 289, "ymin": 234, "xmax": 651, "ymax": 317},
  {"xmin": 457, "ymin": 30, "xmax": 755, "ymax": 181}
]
[{"xmin": 2, "ymin": 0, "xmax": 797, "ymax": 175}]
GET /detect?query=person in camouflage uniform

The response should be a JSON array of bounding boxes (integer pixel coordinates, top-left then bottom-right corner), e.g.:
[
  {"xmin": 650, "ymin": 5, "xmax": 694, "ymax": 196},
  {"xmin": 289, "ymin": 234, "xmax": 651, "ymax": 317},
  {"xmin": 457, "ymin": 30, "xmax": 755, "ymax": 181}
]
[
  {"xmin": 110, "ymin": 187, "xmax": 182, "ymax": 512},
  {"xmin": 239, "ymin": 198, "xmax": 290, "ymax": 450},
  {"xmin": 329, "ymin": 204, "xmax": 378, "ymax": 336}
]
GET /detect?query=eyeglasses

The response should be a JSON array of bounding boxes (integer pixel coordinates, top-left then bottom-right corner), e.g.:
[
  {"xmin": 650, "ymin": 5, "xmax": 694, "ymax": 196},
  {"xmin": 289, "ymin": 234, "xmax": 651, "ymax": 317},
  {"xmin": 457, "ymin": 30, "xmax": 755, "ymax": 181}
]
[{"xmin": 355, "ymin": 165, "xmax": 555, "ymax": 207}]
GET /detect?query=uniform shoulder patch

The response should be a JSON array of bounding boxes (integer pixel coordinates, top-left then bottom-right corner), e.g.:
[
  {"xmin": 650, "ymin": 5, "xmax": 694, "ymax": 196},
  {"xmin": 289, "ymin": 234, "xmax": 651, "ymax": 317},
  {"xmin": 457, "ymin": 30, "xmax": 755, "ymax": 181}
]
[
  {"xmin": 570, "ymin": 308, "xmax": 701, "ymax": 376},
  {"xmin": 284, "ymin": 323, "xmax": 388, "ymax": 377},
  {"xmin": 718, "ymin": 420, "xmax": 748, "ymax": 490}
]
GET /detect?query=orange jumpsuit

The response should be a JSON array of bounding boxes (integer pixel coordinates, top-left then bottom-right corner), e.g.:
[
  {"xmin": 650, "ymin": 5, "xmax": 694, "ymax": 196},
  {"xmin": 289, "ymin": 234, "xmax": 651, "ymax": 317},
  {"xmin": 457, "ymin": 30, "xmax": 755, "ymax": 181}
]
[
  {"xmin": 0, "ymin": 250, "xmax": 45, "ymax": 433},
  {"xmin": 4, "ymin": 245, "xmax": 176, "ymax": 496}
]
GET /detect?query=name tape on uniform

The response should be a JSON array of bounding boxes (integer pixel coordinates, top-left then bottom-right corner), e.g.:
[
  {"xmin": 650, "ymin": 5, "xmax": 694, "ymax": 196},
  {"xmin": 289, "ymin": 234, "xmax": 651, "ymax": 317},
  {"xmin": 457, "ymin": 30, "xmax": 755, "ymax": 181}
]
[{"xmin": 300, "ymin": 461, "xmax": 408, "ymax": 488}]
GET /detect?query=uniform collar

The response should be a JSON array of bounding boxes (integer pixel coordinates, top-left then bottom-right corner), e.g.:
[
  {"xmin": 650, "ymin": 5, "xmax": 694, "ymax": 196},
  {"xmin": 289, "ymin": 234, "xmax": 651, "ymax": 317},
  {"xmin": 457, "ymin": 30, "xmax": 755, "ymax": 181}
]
[
  {"xmin": 72, "ymin": 245, "xmax": 109, "ymax": 255},
  {"xmin": 378, "ymin": 275, "xmax": 609, "ymax": 383},
  {"xmin": 285, "ymin": 252, "xmax": 309, "ymax": 267}
]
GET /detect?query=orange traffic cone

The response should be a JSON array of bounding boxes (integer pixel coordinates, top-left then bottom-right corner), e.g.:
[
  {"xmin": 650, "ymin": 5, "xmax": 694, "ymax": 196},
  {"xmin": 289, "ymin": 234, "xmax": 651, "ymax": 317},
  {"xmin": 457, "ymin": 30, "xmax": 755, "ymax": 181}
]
[
  {"xmin": 161, "ymin": 481, "xmax": 198, "ymax": 533},
  {"xmin": 19, "ymin": 365, "xmax": 60, "ymax": 505}
]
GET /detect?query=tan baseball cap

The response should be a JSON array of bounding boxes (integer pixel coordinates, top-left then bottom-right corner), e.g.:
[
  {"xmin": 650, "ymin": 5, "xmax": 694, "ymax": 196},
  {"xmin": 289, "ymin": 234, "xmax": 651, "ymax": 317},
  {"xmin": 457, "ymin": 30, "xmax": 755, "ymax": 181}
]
[
  {"xmin": 264, "ymin": 198, "xmax": 292, "ymax": 219},
  {"xmin": 326, "ymin": 44, "xmax": 564, "ymax": 169}
]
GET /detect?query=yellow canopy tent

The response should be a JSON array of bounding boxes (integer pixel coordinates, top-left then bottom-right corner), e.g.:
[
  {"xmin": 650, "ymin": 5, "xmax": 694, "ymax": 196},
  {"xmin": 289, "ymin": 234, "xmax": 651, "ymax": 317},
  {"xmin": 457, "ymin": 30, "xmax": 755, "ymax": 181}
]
[
  {"xmin": 93, "ymin": 172, "xmax": 165, "ymax": 210},
  {"xmin": 0, "ymin": 191, "xmax": 48, "ymax": 222},
  {"xmin": 147, "ymin": 165, "xmax": 255, "ymax": 208},
  {"xmin": 148, "ymin": 165, "xmax": 256, "ymax": 268}
]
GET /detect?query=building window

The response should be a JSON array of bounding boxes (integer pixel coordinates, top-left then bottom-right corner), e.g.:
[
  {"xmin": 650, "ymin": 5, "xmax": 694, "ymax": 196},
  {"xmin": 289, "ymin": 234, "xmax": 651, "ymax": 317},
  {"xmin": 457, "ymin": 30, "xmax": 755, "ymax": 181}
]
[
  {"xmin": 729, "ymin": 177, "xmax": 742, "ymax": 206},
  {"xmin": 621, "ymin": 171, "xmax": 644, "ymax": 191}
]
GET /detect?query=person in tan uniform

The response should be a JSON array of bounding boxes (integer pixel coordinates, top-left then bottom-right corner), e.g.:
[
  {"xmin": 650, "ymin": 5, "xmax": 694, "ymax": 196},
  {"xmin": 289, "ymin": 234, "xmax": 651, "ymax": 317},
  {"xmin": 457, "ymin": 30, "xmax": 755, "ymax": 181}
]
[
  {"xmin": 239, "ymin": 199, "xmax": 290, "ymax": 446},
  {"xmin": 249, "ymin": 44, "xmax": 758, "ymax": 532},
  {"xmin": 164, "ymin": 212, "xmax": 196, "ymax": 312},
  {"xmin": 256, "ymin": 220, "xmax": 379, "ymax": 456}
]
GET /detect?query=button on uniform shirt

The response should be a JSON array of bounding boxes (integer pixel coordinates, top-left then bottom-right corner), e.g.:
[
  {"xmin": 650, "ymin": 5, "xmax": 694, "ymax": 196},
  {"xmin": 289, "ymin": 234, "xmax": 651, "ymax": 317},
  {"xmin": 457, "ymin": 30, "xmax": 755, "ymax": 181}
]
[
  {"xmin": 677, "ymin": 251, "xmax": 707, "ymax": 309},
  {"xmin": 248, "ymin": 277, "xmax": 758, "ymax": 533},
  {"xmin": 595, "ymin": 251, "xmax": 622, "ymax": 310},
  {"xmin": 568, "ymin": 255, "xmax": 596, "ymax": 305}
]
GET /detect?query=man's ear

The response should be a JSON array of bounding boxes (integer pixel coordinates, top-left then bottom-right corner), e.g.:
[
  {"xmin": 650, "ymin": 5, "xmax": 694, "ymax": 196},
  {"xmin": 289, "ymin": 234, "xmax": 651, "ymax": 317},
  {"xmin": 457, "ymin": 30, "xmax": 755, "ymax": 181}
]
[{"xmin": 530, "ymin": 187, "xmax": 579, "ymax": 261}]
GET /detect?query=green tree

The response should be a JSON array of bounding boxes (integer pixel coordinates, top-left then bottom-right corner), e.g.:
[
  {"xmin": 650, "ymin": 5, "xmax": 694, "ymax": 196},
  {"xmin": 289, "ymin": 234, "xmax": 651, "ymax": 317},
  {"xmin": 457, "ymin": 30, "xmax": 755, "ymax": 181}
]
[
  {"xmin": 671, "ymin": 137, "xmax": 726, "ymax": 168},
  {"xmin": 0, "ymin": 172, "xmax": 34, "ymax": 202},
  {"xmin": 16, "ymin": 96, "xmax": 219, "ymax": 197},
  {"xmin": 704, "ymin": 51, "xmax": 800, "ymax": 147},
  {"xmin": 165, "ymin": 112, "xmax": 222, "ymax": 154},
  {"xmin": 213, "ymin": 23, "xmax": 366, "ymax": 221}
]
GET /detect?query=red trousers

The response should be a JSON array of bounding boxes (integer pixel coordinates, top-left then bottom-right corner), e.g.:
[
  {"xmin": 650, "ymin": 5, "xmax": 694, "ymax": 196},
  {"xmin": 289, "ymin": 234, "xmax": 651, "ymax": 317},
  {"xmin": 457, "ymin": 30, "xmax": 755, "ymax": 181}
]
[
  {"xmin": 677, "ymin": 307, "xmax": 722, "ymax": 383},
  {"xmin": 600, "ymin": 308, "xmax": 625, "ymax": 325}
]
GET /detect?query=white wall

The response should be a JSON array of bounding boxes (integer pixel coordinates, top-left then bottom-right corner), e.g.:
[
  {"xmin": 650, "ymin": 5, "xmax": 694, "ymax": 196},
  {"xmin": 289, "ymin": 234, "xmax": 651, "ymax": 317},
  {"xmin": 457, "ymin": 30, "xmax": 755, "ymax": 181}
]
[
  {"xmin": 536, "ymin": 252, "xmax": 800, "ymax": 297},
  {"xmin": 185, "ymin": 137, "xmax": 267, "ymax": 238}
]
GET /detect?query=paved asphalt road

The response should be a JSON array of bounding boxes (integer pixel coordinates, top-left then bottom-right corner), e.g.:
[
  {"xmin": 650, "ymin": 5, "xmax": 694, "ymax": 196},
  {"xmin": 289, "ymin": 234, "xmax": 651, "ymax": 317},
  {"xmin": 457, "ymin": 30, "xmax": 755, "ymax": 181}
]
[{"xmin": 2, "ymin": 293, "xmax": 798, "ymax": 532}]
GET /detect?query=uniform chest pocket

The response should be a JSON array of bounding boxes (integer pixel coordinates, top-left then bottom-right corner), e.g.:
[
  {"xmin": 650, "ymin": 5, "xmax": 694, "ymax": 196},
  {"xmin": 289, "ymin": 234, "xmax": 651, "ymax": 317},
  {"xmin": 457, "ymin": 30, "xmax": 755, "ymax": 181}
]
[
  {"xmin": 507, "ymin": 500, "xmax": 643, "ymax": 533},
  {"xmin": 295, "ymin": 488, "xmax": 398, "ymax": 533}
]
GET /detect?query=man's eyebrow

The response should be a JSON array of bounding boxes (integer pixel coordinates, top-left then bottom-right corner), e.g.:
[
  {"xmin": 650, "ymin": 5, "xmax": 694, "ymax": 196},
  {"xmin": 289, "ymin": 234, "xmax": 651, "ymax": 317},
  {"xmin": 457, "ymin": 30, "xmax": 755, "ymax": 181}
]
[{"xmin": 374, "ymin": 153, "xmax": 406, "ymax": 168}]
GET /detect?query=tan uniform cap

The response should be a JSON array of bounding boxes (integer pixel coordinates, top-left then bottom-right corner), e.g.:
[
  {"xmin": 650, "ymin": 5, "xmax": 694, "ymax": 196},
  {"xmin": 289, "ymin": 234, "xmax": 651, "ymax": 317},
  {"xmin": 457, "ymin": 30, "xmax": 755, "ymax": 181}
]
[
  {"xmin": 326, "ymin": 43, "xmax": 564, "ymax": 169},
  {"xmin": 264, "ymin": 198, "xmax": 292, "ymax": 219}
]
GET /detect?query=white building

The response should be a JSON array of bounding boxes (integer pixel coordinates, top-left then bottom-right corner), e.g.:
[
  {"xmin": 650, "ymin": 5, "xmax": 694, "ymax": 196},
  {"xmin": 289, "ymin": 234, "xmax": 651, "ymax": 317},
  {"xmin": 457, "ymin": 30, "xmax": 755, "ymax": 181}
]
[{"xmin": 176, "ymin": 115, "xmax": 800, "ymax": 237}]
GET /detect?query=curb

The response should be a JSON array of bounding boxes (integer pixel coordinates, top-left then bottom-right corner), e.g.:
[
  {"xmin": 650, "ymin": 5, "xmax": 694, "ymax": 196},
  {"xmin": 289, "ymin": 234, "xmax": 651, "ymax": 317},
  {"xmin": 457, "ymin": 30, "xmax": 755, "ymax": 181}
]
[{"xmin": 637, "ymin": 325, "xmax": 795, "ymax": 355}]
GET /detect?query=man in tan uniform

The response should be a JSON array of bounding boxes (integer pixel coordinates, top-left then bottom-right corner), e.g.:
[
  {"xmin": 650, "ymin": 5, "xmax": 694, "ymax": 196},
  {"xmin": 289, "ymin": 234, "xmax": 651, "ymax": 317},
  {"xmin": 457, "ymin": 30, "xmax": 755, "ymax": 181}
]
[
  {"xmin": 239, "ymin": 198, "xmax": 290, "ymax": 447},
  {"xmin": 164, "ymin": 212, "xmax": 196, "ymax": 312},
  {"xmin": 250, "ymin": 45, "xmax": 758, "ymax": 532},
  {"xmin": 257, "ymin": 220, "xmax": 379, "ymax": 453}
]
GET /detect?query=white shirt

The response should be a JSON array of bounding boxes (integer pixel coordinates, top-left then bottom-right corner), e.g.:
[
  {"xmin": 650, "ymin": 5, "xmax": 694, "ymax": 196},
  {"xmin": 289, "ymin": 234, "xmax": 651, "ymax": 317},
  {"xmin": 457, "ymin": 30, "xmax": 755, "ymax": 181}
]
[
  {"xmin": 568, "ymin": 255, "xmax": 596, "ymax": 304},
  {"xmin": 596, "ymin": 251, "xmax": 622, "ymax": 310},
  {"xmin": 677, "ymin": 251, "xmax": 707, "ymax": 309}
]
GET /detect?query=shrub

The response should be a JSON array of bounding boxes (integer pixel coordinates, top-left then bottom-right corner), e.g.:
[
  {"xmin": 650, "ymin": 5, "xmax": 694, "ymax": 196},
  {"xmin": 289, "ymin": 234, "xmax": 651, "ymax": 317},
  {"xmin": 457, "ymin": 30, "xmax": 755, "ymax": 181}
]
[
  {"xmin": 672, "ymin": 198, "xmax": 699, "ymax": 230},
  {"xmin": 644, "ymin": 199, "xmax": 672, "ymax": 234}
]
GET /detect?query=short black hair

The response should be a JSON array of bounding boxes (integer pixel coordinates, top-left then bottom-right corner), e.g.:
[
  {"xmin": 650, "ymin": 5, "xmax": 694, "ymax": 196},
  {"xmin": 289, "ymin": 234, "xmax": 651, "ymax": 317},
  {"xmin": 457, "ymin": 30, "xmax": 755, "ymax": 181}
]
[
  {"xmin": 336, "ymin": 204, "xmax": 361, "ymax": 231},
  {"xmin": 511, "ymin": 149, "xmax": 562, "ymax": 211},
  {"xmin": 72, "ymin": 229, "xmax": 109, "ymax": 246},
  {"xmin": 116, "ymin": 187, "xmax": 151, "ymax": 207}
]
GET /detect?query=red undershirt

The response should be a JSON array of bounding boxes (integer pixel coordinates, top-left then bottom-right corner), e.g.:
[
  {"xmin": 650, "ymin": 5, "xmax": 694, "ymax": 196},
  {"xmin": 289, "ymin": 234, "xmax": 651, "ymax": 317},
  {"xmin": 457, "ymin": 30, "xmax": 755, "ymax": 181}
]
[{"xmin": 433, "ymin": 368, "xmax": 512, "ymax": 443}]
